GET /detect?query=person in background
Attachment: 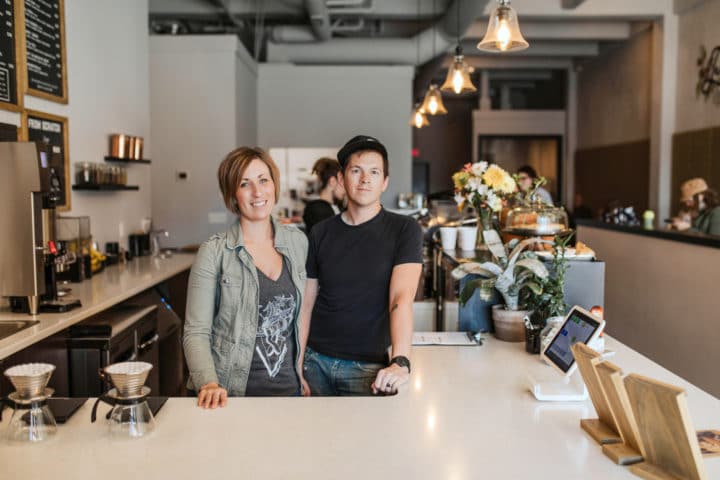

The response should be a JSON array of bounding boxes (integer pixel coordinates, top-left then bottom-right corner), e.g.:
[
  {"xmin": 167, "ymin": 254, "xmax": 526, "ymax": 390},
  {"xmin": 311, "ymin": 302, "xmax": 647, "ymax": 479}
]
[
  {"xmin": 184, "ymin": 147, "xmax": 308, "ymax": 408},
  {"xmin": 672, "ymin": 178, "xmax": 720, "ymax": 236},
  {"xmin": 516, "ymin": 165, "xmax": 553, "ymax": 205},
  {"xmin": 302, "ymin": 157, "xmax": 346, "ymax": 234},
  {"xmin": 299, "ymin": 135, "xmax": 423, "ymax": 396}
]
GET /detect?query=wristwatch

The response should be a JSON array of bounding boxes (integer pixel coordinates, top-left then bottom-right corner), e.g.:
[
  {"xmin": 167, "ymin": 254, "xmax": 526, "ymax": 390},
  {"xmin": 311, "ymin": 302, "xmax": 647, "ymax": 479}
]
[{"xmin": 390, "ymin": 355, "xmax": 411, "ymax": 373}]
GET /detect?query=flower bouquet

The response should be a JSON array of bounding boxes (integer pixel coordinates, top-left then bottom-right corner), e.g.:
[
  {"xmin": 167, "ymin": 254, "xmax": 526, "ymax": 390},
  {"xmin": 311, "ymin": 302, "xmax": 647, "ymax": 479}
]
[{"xmin": 452, "ymin": 162, "xmax": 517, "ymax": 249}]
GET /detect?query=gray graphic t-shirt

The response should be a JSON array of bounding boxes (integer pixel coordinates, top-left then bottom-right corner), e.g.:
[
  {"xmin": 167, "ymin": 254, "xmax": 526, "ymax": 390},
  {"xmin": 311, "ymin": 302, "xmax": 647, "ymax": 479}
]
[{"xmin": 245, "ymin": 259, "xmax": 300, "ymax": 396}]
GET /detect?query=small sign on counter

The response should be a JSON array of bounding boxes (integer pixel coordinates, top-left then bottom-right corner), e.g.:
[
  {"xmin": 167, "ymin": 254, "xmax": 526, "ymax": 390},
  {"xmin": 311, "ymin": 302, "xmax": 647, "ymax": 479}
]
[{"xmin": 412, "ymin": 332, "xmax": 482, "ymax": 346}]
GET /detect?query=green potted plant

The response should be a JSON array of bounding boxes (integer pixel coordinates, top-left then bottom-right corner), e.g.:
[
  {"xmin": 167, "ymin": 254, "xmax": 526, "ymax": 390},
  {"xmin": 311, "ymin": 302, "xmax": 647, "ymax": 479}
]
[
  {"xmin": 525, "ymin": 234, "xmax": 574, "ymax": 327},
  {"xmin": 452, "ymin": 237, "xmax": 550, "ymax": 342}
]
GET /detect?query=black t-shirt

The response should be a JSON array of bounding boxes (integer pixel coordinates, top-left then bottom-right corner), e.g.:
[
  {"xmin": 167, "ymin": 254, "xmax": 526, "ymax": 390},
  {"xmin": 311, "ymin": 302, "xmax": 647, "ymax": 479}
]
[
  {"xmin": 306, "ymin": 208, "xmax": 423, "ymax": 362},
  {"xmin": 303, "ymin": 200, "xmax": 336, "ymax": 234}
]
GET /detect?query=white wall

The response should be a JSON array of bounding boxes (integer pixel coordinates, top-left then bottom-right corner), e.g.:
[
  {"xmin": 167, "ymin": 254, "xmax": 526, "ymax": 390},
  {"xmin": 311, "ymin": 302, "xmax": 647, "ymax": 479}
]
[
  {"xmin": 675, "ymin": 0, "xmax": 720, "ymax": 132},
  {"xmin": 149, "ymin": 35, "xmax": 257, "ymax": 247},
  {"xmin": 0, "ymin": 0, "xmax": 151, "ymax": 249},
  {"xmin": 257, "ymin": 64, "xmax": 414, "ymax": 205}
]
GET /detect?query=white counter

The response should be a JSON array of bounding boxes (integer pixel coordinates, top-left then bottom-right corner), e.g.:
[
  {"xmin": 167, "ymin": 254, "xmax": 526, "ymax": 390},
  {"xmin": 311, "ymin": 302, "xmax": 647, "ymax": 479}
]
[
  {"xmin": 0, "ymin": 254, "xmax": 195, "ymax": 359},
  {"xmin": 1, "ymin": 336, "xmax": 718, "ymax": 479}
]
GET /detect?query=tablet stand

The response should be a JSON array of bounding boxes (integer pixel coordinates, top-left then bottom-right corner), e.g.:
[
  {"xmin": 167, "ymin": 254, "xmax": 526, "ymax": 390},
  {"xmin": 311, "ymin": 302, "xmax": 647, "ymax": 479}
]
[
  {"xmin": 570, "ymin": 343, "xmax": 622, "ymax": 445},
  {"xmin": 527, "ymin": 368, "xmax": 588, "ymax": 402},
  {"xmin": 593, "ymin": 361, "xmax": 644, "ymax": 465},
  {"xmin": 624, "ymin": 374, "xmax": 708, "ymax": 480}
]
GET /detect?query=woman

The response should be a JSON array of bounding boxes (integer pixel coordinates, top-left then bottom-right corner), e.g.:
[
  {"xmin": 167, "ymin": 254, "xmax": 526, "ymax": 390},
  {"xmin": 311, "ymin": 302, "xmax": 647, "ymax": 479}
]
[
  {"xmin": 672, "ymin": 178, "xmax": 720, "ymax": 236},
  {"xmin": 302, "ymin": 157, "xmax": 346, "ymax": 233},
  {"xmin": 183, "ymin": 147, "xmax": 308, "ymax": 408},
  {"xmin": 516, "ymin": 165, "xmax": 553, "ymax": 205}
]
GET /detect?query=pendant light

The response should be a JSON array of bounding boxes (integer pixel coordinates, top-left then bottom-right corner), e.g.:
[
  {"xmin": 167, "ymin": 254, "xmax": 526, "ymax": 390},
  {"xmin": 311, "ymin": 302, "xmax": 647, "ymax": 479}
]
[
  {"xmin": 420, "ymin": 0, "xmax": 448, "ymax": 115},
  {"xmin": 440, "ymin": 0, "xmax": 476, "ymax": 95},
  {"xmin": 477, "ymin": 0, "xmax": 529, "ymax": 53},
  {"xmin": 441, "ymin": 46, "xmax": 477, "ymax": 94},
  {"xmin": 421, "ymin": 84, "xmax": 448, "ymax": 115},
  {"xmin": 409, "ymin": 104, "xmax": 430, "ymax": 129}
]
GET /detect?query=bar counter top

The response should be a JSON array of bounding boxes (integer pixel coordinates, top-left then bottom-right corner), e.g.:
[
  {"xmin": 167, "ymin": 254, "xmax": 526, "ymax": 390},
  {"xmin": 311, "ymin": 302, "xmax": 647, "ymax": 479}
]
[
  {"xmin": 0, "ymin": 254, "xmax": 195, "ymax": 360},
  {"xmin": 576, "ymin": 219, "xmax": 720, "ymax": 249},
  {"xmin": 1, "ymin": 335, "xmax": 718, "ymax": 479}
]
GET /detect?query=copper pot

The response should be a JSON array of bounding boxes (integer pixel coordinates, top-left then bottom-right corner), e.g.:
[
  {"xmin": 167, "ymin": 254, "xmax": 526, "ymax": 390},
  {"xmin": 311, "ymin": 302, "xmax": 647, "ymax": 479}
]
[
  {"xmin": 132, "ymin": 137, "xmax": 143, "ymax": 160},
  {"xmin": 109, "ymin": 134, "xmax": 130, "ymax": 159}
]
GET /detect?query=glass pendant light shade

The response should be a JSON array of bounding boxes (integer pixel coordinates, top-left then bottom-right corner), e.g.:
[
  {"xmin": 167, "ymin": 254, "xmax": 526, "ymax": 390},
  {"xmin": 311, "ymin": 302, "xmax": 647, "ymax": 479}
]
[
  {"xmin": 477, "ymin": 0, "xmax": 529, "ymax": 53},
  {"xmin": 420, "ymin": 84, "xmax": 448, "ymax": 115},
  {"xmin": 409, "ymin": 105, "xmax": 430, "ymax": 128},
  {"xmin": 440, "ymin": 49, "xmax": 477, "ymax": 95}
]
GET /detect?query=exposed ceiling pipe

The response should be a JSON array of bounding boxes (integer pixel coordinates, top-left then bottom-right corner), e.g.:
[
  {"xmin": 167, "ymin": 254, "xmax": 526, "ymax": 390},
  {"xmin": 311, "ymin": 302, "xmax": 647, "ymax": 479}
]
[
  {"xmin": 268, "ymin": 0, "xmax": 335, "ymax": 43},
  {"xmin": 267, "ymin": 0, "xmax": 490, "ymax": 63}
]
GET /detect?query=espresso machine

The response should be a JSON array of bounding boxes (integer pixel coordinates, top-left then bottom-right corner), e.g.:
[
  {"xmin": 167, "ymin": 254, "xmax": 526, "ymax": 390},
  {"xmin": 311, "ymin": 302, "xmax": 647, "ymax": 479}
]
[{"xmin": 0, "ymin": 142, "xmax": 81, "ymax": 314}]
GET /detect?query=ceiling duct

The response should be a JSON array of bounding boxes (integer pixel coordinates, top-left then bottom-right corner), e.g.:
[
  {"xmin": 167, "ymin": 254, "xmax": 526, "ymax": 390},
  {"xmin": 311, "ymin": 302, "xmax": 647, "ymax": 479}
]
[{"xmin": 267, "ymin": 0, "xmax": 490, "ymax": 64}]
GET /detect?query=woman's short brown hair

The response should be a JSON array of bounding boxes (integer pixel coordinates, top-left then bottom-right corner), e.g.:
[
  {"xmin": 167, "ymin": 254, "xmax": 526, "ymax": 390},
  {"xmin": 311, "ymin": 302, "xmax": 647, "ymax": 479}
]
[{"xmin": 217, "ymin": 146, "xmax": 280, "ymax": 215}]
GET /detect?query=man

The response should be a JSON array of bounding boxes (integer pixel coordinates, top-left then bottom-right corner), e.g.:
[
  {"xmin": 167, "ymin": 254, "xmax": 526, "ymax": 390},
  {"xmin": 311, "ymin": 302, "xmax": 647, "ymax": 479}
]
[
  {"xmin": 516, "ymin": 165, "xmax": 553, "ymax": 205},
  {"xmin": 298, "ymin": 135, "xmax": 423, "ymax": 396}
]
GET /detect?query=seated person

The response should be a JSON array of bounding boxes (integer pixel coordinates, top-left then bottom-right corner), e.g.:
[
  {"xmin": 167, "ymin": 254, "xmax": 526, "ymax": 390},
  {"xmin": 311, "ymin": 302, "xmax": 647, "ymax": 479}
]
[
  {"xmin": 516, "ymin": 165, "xmax": 553, "ymax": 205},
  {"xmin": 302, "ymin": 157, "xmax": 346, "ymax": 234},
  {"xmin": 672, "ymin": 178, "xmax": 720, "ymax": 236}
]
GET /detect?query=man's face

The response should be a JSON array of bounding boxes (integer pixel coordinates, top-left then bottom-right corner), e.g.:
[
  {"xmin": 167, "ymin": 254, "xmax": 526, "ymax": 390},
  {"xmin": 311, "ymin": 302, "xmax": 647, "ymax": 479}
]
[{"xmin": 340, "ymin": 150, "xmax": 388, "ymax": 207}]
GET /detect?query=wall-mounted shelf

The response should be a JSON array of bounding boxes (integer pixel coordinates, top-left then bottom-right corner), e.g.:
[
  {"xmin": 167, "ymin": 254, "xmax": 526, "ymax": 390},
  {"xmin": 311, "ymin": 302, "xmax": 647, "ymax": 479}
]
[
  {"xmin": 72, "ymin": 185, "xmax": 139, "ymax": 191},
  {"xmin": 104, "ymin": 156, "xmax": 151, "ymax": 164}
]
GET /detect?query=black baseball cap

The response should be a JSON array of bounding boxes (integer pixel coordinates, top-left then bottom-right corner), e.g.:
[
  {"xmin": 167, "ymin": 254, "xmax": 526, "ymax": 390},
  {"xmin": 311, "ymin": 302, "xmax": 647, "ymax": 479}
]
[{"xmin": 337, "ymin": 135, "xmax": 388, "ymax": 169}]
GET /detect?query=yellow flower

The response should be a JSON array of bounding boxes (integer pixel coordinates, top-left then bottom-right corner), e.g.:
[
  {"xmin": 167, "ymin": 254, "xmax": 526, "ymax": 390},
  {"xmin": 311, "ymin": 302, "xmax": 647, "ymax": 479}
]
[
  {"xmin": 482, "ymin": 165, "xmax": 510, "ymax": 191},
  {"xmin": 452, "ymin": 171, "xmax": 469, "ymax": 190},
  {"xmin": 497, "ymin": 174, "xmax": 517, "ymax": 195}
]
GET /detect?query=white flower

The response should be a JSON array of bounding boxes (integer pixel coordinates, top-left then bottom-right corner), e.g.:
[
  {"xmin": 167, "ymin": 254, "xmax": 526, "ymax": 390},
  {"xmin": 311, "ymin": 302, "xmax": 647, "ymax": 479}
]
[
  {"xmin": 486, "ymin": 191, "xmax": 503, "ymax": 212},
  {"xmin": 471, "ymin": 161, "xmax": 488, "ymax": 176},
  {"xmin": 454, "ymin": 192, "xmax": 466, "ymax": 206},
  {"xmin": 468, "ymin": 177, "xmax": 483, "ymax": 194}
]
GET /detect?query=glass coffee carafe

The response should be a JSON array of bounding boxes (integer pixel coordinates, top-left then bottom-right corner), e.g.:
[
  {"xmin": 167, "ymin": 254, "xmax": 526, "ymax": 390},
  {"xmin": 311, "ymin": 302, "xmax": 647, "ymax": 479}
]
[
  {"xmin": 91, "ymin": 361, "xmax": 155, "ymax": 438},
  {"xmin": 2, "ymin": 363, "xmax": 57, "ymax": 442}
]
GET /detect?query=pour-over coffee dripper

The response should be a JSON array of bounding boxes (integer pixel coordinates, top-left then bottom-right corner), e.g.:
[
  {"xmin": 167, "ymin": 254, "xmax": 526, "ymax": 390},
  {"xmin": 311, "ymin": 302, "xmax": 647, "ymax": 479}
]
[
  {"xmin": 91, "ymin": 361, "xmax": 156, "ymax": 438},
  {"xmin": 2, "ymin": 363, "xmax": 57, "ymax": 442}
]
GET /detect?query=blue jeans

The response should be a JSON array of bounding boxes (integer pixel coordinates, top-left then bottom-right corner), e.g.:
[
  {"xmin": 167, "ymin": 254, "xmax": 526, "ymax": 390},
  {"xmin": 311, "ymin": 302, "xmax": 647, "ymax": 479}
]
[{"xmin": 303, "ymin": 347, "xmax": 387, "ymax": 396}]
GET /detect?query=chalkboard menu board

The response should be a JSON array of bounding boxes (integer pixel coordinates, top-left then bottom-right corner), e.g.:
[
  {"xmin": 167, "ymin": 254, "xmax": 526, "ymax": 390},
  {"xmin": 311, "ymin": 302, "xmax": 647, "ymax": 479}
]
[
  {"xmin": 24, "ymin": 0, "xmax": 67, "ymax": 103},
  {"xmin": 21, "ymin": 109, "xmax": 70, "ymax": 209},
  {"xmin": 0, "ymin": 0, "xmax": 23, "ymax": 111}
]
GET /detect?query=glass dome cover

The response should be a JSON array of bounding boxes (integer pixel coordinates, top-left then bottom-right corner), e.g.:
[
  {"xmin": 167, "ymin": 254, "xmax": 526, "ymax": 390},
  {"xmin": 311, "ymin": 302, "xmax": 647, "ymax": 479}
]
[{"xmin": 504, "ymin": 202, "xmax": 569, "ymax": 236}]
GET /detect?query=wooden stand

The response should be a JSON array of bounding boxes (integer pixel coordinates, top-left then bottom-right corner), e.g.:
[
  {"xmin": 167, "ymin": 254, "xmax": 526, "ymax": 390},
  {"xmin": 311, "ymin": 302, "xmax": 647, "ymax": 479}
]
[
  {"xmin": 624, "ymin": 374, "xmax": 708, "ymax": 480},
  {"xmin": 594, "ymin": 361, "xmax": 644, "ymax": 465},
  {"xmin": 571, "ymin": 343, "xmax": 621, "ymax": 444}
]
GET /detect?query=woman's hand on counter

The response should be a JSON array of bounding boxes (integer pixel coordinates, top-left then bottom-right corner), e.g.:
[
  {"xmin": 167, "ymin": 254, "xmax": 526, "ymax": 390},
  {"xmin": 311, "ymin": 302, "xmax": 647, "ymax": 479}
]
[
  {"xmin": 197, "ymin": 382, "xmax": 228, "ymax": 409},
  {"xmin": 299, "ymin": 375, "xmax": 311, "ymax": 397},
  {"xmin": 372, "ymin": 364, "xmax": 409, "ymax": 395}
]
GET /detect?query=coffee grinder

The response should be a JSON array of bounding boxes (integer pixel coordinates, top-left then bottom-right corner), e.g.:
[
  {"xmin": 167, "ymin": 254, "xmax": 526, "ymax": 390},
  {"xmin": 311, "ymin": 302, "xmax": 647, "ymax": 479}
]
[
  {"xmin": 0, "ymin": 142, "xmax": 81, "ymax": 314},
  {"xmin": 91, "ymin": 361, "xmax": 156, "ymax": 438},
  {"xmin": 1, "ymin": 363, "xmax": 58, "ymax": 442}
]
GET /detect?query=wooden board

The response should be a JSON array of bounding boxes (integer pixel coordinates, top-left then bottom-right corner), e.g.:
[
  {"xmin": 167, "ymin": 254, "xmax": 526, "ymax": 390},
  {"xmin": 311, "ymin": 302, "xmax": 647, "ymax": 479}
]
[
  {"xmin": 624, "ymin": 374, "xmax": 707, "ymax": 480},
  {"xmin": 594, "ymin": 360, "xmax": 644, "ymax": 465},
  {"xmin": 22, "ymin": 0, "xmax": 67, "ymax": 103},
  {"xmin": 19, "ymin": 109, "xmax": 70, "ymax": 210},
  {"xmin": 571, "ymin": 342, "xmax": 620, "ymax": 444},
  {"xmin": 0, "ymin": 0, "xmax": 24, "ymax": 111}
]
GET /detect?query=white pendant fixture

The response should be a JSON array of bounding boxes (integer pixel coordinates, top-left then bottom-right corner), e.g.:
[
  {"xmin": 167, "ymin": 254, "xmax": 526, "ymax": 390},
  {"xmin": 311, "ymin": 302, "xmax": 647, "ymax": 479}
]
[
  {"xmin": 420, "ymin": 84, "xmax": 448, "ymax": 115},
  {"xmin": 441, "ymin": 46, "xmax": 477, "ymax": 95},
  {"xmin": 409, "ymin": 105, "xmax": 430, "ymax": 129},
  {"xmin": 477, "ymin": 0, "xmax": 529, "ymax": 53}
]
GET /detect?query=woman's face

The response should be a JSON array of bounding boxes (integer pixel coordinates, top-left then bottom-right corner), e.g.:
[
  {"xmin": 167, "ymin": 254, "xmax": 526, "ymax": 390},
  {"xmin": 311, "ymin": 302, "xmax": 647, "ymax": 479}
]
[
  {"xmin": 517, "ymin": 173, "xmax": 532, "ymax": 192},
  {"xmin": 235, "ymin": 159, "xmax": 275, "ymax": 222}
]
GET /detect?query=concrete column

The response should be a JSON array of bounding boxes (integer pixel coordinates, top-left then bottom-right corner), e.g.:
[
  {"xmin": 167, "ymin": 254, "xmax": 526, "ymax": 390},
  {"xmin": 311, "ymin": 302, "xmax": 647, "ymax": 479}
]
[
  {"xmin": 565, "ymin": 67, "xmax": 578, "ymax": 207},
  {"xmin": 649, "ymin": 15, "xmax": 678, "ymax": 219},
  {"xmin": 479, "ymin": 70, "xmax": 491, "ymax": 111}
]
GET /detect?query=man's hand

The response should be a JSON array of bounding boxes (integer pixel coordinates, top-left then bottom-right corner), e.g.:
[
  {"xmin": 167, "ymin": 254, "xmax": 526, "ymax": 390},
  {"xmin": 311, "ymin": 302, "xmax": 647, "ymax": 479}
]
[
  {"xmin": 372, "ymin": 363, "xmax": 409, "ymax": 394},
  {"xmin": 197, "ymin": 382, "xmax": 228, "ymax": 409}
]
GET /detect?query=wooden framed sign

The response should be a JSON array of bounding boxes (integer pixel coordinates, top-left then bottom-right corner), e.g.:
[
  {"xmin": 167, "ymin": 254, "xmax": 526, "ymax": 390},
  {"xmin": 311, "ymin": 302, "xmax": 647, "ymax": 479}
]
[
  {"xmin": 20, "ymin": 109, "xmax": 70, "ymax": 210},
  {"xmin": 0, "ymin": 0, "xmax": 24, "ymax": 111},
  {"xmin": 23, "ymin": 0, "xmax": 67, "ymax": 103}
]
